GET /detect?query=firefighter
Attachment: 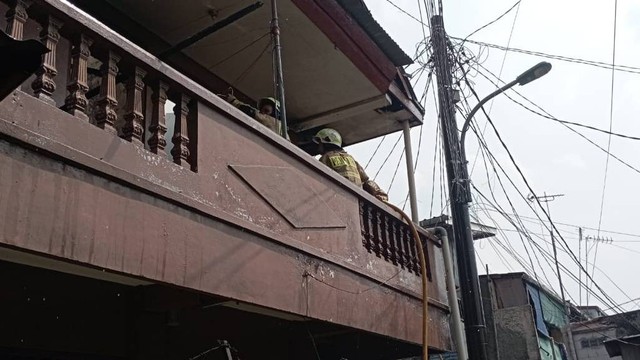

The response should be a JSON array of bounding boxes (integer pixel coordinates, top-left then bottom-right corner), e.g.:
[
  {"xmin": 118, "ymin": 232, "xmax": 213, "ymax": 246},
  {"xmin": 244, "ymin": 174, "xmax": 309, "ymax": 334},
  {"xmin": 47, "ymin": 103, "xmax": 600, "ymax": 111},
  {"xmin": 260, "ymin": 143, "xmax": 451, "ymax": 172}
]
[
  {"xmin": 313, "ymin": 128, "xmax": 388, "ymax": 201},
  {"xmin": 225, "ymin": 93, "xmax": 286, "ymax": 137}
]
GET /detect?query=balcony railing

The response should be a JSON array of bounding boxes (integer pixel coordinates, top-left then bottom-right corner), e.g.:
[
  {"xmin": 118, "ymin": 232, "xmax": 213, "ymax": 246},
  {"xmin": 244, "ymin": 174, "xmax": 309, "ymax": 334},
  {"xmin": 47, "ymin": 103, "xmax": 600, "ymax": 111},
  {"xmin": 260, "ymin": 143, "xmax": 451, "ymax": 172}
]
[
  {"xmin": 3, "ymin": 0, "xmax": 198, "ymax": 171},
  {"xmin": 360, "ymin": 200, "xmax": 434, "ymax": 277}
]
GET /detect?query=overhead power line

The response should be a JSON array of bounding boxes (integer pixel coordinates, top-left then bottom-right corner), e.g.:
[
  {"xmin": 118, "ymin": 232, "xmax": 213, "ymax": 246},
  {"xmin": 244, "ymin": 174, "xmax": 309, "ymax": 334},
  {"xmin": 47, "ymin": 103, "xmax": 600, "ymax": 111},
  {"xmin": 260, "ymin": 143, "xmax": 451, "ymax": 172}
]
[
  {"xmin": 468, "ymin": 0, "xmax": 522, "ymax": 180},
  {"xmin": 455, "ymin": 60, "xmax": 639, "ymax": 325},
  {"xmin": 462, "ymin": 1, "xmax": 521, "ymax": 44},
  {"xmin": 207, "ymin": 32, "xmax": 270, "ymax": 69},
  {"xmin": 479, "ymin": 208, "xmax": 640, "ymax": 239},
  {"xmin": 459, "ymin": 51, "xmax": 640, "ymax": 142},
  {"xmin": 373, "ymin": 134, "xmax": 403, "ymax": 180},
  {"xmin": 472, "ymin": 64, "xmax": 640, "ymax": 176},
  {"xmin": 451, "ymin": 37, "xmax": 640, "ymax": 75},
  {"xmin": 486, "ymin": 119, "xmax": 636, "ymax": 324},
  {"xmin": 473, "ymin": 185, "xmax": 631, "ymax": 314},
  {"xmin": 385, "ymin": 0, "xmax": 426, "ymax": 25},
  {"xmin": 603, "ymin": 296, "xmax": 640, "ymax": 311},
  {"xmin": 461, "ymin": 66, "xmax": 640, "ymax": 318},
  {"xmin": 364, "ymin": 136, "xmax": 387, "ymax": 170},
  {"xmin": 518, "ymin": 113, "xmax": 640, "ymax": 142},
  {"xmin": 592, "ymin": 0, "xmax": 620, "ymax": 304},
  {"xmin": 471, "ymin": 117, "xmax": 640, "ymax": 322}
]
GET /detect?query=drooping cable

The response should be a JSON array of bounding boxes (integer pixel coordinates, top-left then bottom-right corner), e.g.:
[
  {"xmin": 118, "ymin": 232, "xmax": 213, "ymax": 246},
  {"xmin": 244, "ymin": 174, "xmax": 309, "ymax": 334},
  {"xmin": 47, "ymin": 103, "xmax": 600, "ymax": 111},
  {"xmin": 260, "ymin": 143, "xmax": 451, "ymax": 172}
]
[
  {"xmin": 455, "ymin": 56, "xmax": 639, "ymax": 323},
  {"xmin": 364, "ymin": 136, "xmax": 387, "ymax": 170},
  {"xmin": 472, "ymin": 63, "xmax": 640, "ymax": 174},
  {"xmin": 373, "ymin": 134, "xmax": 403, "ymax": 180},
  {"xmin": 207, "ymin": 32, "xmax": 270, "ymax": 69},
  {"xmin": 461, "ymin": 1, "xmax": 521, "ymax": 45},
  {"xmin": 592, "ymin": 0, "xmax": 619, "ymax": 304},
  {"xmin": 469, "ymin": 0, "xmax": 522, "ymax": 176},
  {"xmin": 385, "ymin": 0, "xmax": 426, "ymax": 26},
  {"xmin": 451, "ymin": 37, "xmax": 640, "ymax": 75}
]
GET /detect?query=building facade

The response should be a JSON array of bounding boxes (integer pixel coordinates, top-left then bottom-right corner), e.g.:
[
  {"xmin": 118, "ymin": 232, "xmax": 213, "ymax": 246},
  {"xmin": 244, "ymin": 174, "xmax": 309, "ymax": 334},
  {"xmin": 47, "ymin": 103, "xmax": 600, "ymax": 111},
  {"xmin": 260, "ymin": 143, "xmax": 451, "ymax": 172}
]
[
  {"xmin": 0, "ymin": 0, "xmax": 453, "ymax": 358},
  {"xmin": 480, "ymin": 272, "xmax": 578, "ymax": 360},
  {"xmin": 571, "ymin": 310, "xmax": 640, "ymax": 360}
]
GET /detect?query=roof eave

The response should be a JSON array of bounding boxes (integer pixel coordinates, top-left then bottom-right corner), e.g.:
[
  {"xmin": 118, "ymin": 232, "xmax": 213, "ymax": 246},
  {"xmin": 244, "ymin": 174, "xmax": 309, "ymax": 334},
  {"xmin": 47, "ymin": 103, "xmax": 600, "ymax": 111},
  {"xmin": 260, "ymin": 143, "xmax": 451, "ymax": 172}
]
[{"xmin": 334, "ymin": 0, "xmax": 413, "ymax": 67}]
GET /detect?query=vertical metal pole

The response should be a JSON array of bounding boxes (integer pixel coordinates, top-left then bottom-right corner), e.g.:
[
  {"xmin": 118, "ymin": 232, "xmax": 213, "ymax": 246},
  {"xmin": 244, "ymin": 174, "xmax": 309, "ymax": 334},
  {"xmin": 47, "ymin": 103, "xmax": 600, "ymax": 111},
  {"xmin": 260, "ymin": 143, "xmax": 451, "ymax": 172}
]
[
  {"xmin": 436, "ymin": 228, "xmax": 469, "ymax": 360},
  {"xmin": 270, "ymin": 0, "xmax": 288, "ymax": 138},
  {"xmin": 430, "ymin": 14, "xmax": 488, "ymax": 360},
  {"xmin": 403, "ymin": 120, "xmax": 419, "ymax": 223},
  {"xmin": 221, "ymin": 341, "xmax": 234, "ymax": 360},
  {"xmin": 578, "ymin": 227, "xmax": 583, "ymax": 306},
  {"xmin": 543, "ymin": 193, "xmax": 567, "ymax": 310}
]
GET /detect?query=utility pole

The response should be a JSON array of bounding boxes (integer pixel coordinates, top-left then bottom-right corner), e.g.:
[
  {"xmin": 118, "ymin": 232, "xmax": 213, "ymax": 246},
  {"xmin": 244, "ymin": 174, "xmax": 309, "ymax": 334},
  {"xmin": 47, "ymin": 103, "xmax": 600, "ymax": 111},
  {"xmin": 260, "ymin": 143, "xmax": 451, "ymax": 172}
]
[
  {"xmin": 430, "ymin": 14, "xmax": 488, "ymax": 360},
  {"xmin": 528, "ymin": 193, "xmax": 567, "ymax": 308}
]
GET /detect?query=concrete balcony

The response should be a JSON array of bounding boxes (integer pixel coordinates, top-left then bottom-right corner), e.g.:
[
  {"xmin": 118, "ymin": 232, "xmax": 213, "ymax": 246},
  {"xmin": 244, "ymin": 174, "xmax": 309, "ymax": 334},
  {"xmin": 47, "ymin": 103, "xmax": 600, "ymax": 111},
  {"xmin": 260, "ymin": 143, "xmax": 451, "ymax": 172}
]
[{"xmin": 0, "ymin": 0, "xmax": 452, "ymax": 357}]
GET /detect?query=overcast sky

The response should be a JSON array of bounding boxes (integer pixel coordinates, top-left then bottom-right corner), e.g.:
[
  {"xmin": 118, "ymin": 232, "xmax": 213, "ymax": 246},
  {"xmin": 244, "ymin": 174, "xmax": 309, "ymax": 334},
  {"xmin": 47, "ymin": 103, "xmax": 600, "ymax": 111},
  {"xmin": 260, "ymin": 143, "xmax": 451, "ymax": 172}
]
[{"xmin": 349, "ymin": 0, "xmax": 640, "ymax": 312}]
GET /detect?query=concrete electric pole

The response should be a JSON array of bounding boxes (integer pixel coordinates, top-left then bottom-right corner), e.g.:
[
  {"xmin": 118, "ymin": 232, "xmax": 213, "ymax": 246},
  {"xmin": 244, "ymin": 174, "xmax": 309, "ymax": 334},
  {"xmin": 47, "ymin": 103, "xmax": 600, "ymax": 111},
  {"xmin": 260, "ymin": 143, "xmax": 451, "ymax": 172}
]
[{"xmin": 430, "ymin": 14, "xmax": 488, "ymax": 360}]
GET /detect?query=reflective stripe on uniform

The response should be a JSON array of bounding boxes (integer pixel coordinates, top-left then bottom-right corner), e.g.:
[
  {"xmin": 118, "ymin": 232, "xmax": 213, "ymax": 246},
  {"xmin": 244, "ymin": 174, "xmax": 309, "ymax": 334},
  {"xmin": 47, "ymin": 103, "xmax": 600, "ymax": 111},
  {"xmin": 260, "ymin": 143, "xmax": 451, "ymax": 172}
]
[
  {"xmin": 328, "ymin": 155, "xmax": 356, "ymax": 169},
  {"xmin": 325, "ymin": 153, "xmax": 362, "ymax": 186}
]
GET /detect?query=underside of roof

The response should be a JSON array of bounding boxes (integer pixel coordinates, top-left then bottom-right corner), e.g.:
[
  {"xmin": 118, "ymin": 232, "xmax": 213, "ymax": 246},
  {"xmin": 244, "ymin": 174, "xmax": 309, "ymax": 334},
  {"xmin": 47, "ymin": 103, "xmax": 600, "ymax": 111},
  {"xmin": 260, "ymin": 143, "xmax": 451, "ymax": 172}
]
[{"xmin": 69, "ymin": 0, "xmax": 423, "ymax": 151}]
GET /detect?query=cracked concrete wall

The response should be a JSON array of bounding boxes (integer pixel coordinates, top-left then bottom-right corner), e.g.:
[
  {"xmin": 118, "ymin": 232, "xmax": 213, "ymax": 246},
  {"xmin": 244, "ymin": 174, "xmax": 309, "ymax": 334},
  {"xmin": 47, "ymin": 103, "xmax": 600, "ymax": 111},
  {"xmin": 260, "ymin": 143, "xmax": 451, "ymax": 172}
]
[{"xmin": 495, "ymin": 305, "xmax": 541, "ymax": 360}]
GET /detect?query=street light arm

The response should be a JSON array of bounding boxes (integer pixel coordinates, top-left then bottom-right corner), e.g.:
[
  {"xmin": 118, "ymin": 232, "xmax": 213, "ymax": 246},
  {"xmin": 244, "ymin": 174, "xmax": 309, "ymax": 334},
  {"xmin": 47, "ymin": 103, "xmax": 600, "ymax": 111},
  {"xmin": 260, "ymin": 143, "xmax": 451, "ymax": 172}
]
[
  {"xmin": 459, "ymin": 61, "xmax": 552, "ymax": 160},
  {"xmin": 459, "ymin": 79, "xmax": 518, "ymax": 154}
]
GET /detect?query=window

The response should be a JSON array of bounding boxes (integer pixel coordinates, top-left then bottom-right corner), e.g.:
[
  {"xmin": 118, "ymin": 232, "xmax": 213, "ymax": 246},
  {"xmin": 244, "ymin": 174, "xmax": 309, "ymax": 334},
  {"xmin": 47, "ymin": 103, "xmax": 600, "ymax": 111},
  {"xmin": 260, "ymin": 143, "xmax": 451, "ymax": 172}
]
[
  {"xmin": 581, "ymin": 337, "xmax": 606, "ymax": 348},
  {"xmin": 581, "ymin": 339, "xmax": 589, "ymax": 348}
]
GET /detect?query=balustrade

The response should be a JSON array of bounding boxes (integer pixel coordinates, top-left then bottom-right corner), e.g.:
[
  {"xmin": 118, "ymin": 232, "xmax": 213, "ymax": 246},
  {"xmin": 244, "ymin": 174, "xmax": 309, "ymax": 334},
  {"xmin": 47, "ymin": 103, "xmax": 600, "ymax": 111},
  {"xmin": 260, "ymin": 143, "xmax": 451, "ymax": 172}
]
[{"xmin": 2, "ymin": 0, "xmax": 198, "ymax": 172}]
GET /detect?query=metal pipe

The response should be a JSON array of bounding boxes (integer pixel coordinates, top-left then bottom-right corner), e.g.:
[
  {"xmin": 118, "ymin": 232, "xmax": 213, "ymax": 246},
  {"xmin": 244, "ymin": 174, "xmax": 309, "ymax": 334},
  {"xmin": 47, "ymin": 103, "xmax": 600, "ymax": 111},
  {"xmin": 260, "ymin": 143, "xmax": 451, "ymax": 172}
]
[
  {"xmin": 430, "ymin": 226, "xmax": 468, "ymax": 360},
  {"xmin": 270, "ymin": 0, "xmax": 288, "ymax": 138},
  {"xmin": 159, "ymin": 2, "xmax": 264, "ymax": 59},
  {"xmin": 578, "ymin": 227, "xmax": 583, "ymax": 306},
  {"xmin": 402, "ymin": 120, "xmax": 419, "ymax": 222},
  {"xmin": 385, "ymin": 202, "xmax": 429, "ymax": 360}
]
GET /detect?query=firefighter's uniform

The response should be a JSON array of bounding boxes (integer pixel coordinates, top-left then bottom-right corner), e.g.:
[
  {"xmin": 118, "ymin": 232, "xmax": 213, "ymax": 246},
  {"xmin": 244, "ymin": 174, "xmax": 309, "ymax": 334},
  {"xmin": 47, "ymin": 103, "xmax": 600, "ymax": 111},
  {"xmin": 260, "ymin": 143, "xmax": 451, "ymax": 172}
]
[{"xmin": 315, "ymin": 128, "xmax": 388, "ymax": 202}]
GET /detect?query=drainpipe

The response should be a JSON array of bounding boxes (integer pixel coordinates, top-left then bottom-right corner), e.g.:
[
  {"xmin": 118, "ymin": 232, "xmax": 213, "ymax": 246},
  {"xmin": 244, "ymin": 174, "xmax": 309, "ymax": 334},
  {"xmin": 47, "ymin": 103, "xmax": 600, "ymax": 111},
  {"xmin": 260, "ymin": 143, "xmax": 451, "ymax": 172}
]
[
  {"xmin": 430, "ymin": 226, "xmax": 468, "ymax": 360},
  {"xmin": 565, "ymin": 324, "xmax": 578, "ymax": 360}
]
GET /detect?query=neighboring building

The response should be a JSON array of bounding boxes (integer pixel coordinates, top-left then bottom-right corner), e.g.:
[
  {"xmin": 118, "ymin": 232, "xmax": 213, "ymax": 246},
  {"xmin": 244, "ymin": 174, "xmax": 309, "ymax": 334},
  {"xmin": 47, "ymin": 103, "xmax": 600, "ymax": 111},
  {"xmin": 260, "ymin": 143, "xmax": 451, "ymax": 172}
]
[
  {"xmin": 571, "ymin": 310, "xmax": 640, "ymax": 360},
  {"xmin": 480, "ymin": 272, "xmax": 579, "ymax": 360},
  {"xmin": 604, "ymin": 334, "xmax": 640, "ymax": 360},
  {"xmin": 0, "ymin": 0, "xmax": 453, "ymax": 359},
  {"xmin": 579, "ymin": 306, "xmax": 609, "ymax": 321}
]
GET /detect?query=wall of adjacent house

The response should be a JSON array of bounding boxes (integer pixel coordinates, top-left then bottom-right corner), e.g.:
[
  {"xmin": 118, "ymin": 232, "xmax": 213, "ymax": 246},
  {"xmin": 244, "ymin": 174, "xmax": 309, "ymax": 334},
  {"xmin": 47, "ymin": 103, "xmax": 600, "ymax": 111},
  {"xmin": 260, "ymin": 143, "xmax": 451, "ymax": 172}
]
[
  {"xmin": 572, "ymin": 327, "xmax": 619, "ymax": 360},
  {"xmin": 620, "ymin": 344, "xmax": 640, "ymax": 360},
  {"xmin": 494, "ymin": 305, "xmax": 542, "ymax": 360}
]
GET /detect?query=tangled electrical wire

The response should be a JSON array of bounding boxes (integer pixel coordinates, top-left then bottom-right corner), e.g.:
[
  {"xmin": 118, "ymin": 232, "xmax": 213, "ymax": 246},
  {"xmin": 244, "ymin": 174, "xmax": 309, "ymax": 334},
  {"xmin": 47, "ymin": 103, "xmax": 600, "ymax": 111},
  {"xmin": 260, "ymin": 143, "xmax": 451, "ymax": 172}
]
[
  {"xmin": 442, "ymin": 32, "xmax": 640, "ymax": 325},
  {"xmin": 449, "ymin": 38, "xmax": 490, "ymax": 100}
]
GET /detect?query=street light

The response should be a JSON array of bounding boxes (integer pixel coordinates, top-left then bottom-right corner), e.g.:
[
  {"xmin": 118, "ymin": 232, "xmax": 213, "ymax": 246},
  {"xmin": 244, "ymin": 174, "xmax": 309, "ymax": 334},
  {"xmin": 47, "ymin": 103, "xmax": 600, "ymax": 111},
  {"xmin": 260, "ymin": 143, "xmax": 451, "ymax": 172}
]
[
  {"xmin": 516, "ymin": 61, "xmax": 553, "ymax": 86},
  {"xmin": 460, "ymin": 61, "xmax": 552, "ymax": 153}
]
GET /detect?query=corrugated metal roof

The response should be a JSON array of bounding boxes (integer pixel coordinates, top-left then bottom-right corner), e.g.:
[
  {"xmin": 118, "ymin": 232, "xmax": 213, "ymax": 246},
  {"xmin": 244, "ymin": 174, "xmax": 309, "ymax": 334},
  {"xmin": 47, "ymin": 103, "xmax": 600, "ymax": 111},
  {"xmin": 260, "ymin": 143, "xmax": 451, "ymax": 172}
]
[{"xmin": 335, "ymin": 0, "xmax": 414, "ymax": 66}]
